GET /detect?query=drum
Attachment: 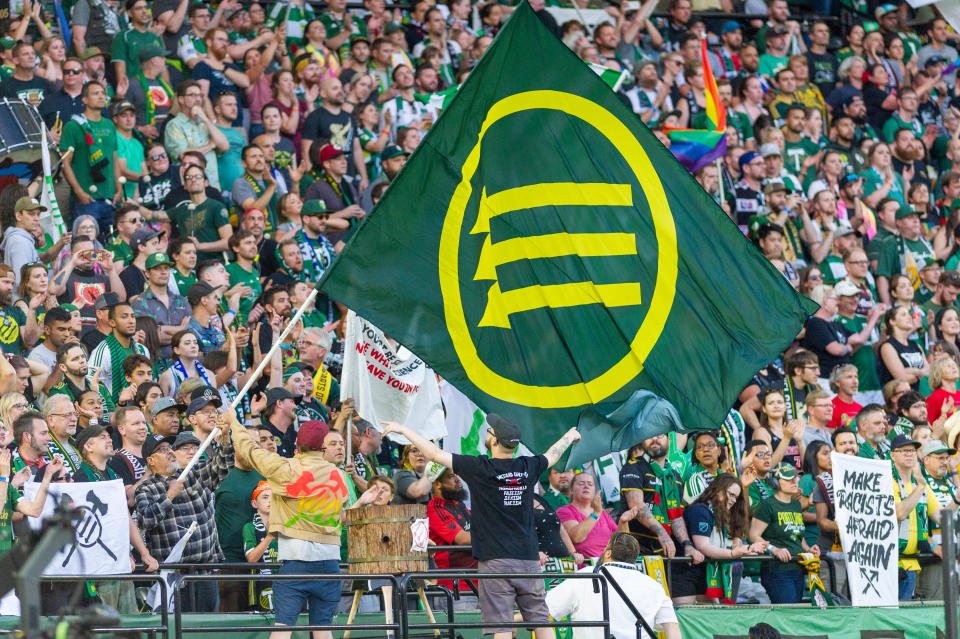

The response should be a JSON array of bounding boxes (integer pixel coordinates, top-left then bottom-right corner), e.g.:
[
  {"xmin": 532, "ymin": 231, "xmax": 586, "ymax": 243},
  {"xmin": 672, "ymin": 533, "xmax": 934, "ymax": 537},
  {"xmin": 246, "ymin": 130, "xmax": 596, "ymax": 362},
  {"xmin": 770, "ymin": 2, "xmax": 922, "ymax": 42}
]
[
  {"xmin": 0, "ymin": 99, "xmax": 48, "ymax": 164},
  {"xmin": 345, "ymin": 503, "xmax": 429, "ymax": 575}
]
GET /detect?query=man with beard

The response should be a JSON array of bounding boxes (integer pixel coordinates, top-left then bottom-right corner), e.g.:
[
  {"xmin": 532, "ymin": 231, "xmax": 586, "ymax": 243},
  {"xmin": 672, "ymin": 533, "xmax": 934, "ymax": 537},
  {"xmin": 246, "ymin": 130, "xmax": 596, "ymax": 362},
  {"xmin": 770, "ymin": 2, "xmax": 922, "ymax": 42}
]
[
  {"xmin": 89, "ymin": 302, "xmax": 151, "ymax": 405},
  {"xmin": 827, "ymin": 115, "xmax": 865, "ymax": 173},
  {"xmin": 231, "ymin": 145, "xmax": 280, "ymax": 235},
  {"xmin": 225, "ymin": 231, "xmax": 262, "ymax": 327},
  {"xmin": 193, "ymin": 28, "xmax": 249, "ymax": 118},
  {"xmin": 162, "ymin": 163, "xmax": 233, "ymax": 262},
  {"xmin": 0, "ymin": 265, "xmax": 26, "ymax": 355},
  {"xmin": 759, "ymin": 181, "xmax": 805, "ymax": 267},
  {"xmin": 838, "ymin": 172, "xmax": 868, "ymax": 223},
  {"xmin": 428, "ymin": 468, "xmax": 477, "ymax": 588},
  {"xmin": 657, "ymin": 0, "xmax": 690, "ymax": 52},
  {"xmin": 732, "ymin": 151, "xmax": 765, "ymax": 227},
  {"xmin": 891, "ymin": 127, "xmax": 928, "ymax": 187},
  {"xmin": 361, "ymin": 145, "xmax": 408, "ymax": 212},
  {"xmin": 855, "ymin": 404, "xmax": 890, "ymax": 460},
  {"xmin": 339, "ymin": 36, "xmax": 371, "ymax": 84},
  {"xmin": 304, "ymin": 145, "xmax": 366, "ymax": 244},
  {"xmin": 842, "ymin": 94, "xmax": 879, "ymax": 145},
  {"xmin": 805, "ymin": 21, "xmax": 837, "ymax": 99},
  {"xmin": 51, "ymin": 235, "xmax": 125, "ymax": 326},
  {"xmin": 43, "ymin": 393, "xmax": 82, "ymax": 476},
  {"xmin": 917, "ymin": 439, "xmax": 960, "ymax": 599},
  {"xmin": 617, "ymin": 434, "xmax": 702, "ymax": 568},
  {"xmin": 382, "ymin": 64, "xmax": 433, "ymax": 133},
  {"xmin": 301, "ymin": 77, "xmax": 367, "ymax": 188},
  {"xmin": 412, "ymin": 8, "xmax": 462, "ymax": 86},
  {"xmin": 27, "ymin": 307, "xmax": 79, "ymax": 372},
  {"xmin": 130, "ymin": 253, "xmax": 191, "ymax": 359},
  {"xmin": 717, "ymin": 21, "xmax": 741, "ymax": 80},
  {"xmin": 164, "ymin": 80, "xmax": 229, "ymax": 190},
  {"xmin": 876, "ymin": 207, "xmax": 935, "ymax": 304},
  {"xmin": 542, "ymin": 467, "xmax": 573, "ymax": 510}
]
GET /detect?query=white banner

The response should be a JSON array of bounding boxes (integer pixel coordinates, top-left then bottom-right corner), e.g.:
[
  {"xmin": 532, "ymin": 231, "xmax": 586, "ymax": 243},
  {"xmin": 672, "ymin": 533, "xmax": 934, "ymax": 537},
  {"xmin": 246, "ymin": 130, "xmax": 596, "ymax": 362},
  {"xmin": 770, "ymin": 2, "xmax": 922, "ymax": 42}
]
[
  {"xmin": 341, "ymin": 310, "xmax": 446, "ymax": 443},
  {"xmin": 831, "ymin": 453, "xmax": 898, "ymax": 607},
  {"xmin": 24, "ymin": 479, "xmax": 130, "ymax": 576},
  {"xmin": 146, "ymin": 521, "xmax": 197, "ymax": 613}
]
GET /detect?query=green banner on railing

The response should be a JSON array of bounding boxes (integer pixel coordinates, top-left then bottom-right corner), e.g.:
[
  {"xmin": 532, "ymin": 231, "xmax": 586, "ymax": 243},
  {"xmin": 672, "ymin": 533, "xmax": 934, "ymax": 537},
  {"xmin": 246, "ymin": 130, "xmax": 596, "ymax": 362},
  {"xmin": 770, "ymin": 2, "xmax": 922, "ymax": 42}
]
[{"xmin": 677, "ymin": 603, "xmax": 949, "ymax": 639}]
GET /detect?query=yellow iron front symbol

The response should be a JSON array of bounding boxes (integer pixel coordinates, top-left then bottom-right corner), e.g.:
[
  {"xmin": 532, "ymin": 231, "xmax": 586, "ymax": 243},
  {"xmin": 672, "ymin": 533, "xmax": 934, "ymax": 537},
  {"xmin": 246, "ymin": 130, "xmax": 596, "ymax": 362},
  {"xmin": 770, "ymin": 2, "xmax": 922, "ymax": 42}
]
[{"xmin": 471, "ymin": 183, "xmax": 641, "ymax": 329}]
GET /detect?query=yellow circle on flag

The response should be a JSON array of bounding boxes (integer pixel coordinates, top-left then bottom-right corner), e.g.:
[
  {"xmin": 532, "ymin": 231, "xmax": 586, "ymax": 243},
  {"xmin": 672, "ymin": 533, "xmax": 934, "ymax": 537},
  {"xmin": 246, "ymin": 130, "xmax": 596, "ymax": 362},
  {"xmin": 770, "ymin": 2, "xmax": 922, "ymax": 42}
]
[{"xmin": 439, "ymin": 90, "xmax": 678, "ymax": 408}]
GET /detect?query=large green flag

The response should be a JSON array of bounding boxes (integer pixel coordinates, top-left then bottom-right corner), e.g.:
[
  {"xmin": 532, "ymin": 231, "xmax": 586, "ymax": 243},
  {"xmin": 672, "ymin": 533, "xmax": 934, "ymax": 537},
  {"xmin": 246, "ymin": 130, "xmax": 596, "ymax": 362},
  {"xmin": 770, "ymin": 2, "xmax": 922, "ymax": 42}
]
[{"xmin": 320, "ymin": 2, "xmax": 817, "ymax": 464}]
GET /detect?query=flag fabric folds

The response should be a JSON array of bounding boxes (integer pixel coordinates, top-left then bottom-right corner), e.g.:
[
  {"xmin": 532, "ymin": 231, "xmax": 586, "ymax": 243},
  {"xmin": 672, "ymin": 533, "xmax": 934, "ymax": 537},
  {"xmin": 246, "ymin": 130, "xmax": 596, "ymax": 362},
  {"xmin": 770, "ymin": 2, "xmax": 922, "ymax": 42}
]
[
  {"xmin": 319, "ymin": 2, "xmax": 816, "ymax": 463},
  {"xmin": 665, "ymin": 38, "xmax": 727, "ymax": 172}
]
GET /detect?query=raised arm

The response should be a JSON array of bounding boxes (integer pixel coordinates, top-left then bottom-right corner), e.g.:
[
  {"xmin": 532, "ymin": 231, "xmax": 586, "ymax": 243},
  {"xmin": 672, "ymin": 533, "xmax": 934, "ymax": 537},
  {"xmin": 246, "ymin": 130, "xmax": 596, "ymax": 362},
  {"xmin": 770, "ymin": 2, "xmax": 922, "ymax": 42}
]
[
  {"xmin": 381, "ymin": 421, "xmax": 453, "ymax": 467},
  {"xmin": 543, "ymin": 427, "xmax": 581, "ymax": 468}
]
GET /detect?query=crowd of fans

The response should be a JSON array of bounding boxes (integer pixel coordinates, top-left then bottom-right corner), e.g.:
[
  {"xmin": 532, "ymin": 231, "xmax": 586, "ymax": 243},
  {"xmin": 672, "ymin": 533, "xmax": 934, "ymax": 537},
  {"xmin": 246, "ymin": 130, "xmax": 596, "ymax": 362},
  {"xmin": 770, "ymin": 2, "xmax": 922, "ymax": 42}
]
[{"xmin": 0, "ymin": 0, "xmax": 955, "ymax": 629}]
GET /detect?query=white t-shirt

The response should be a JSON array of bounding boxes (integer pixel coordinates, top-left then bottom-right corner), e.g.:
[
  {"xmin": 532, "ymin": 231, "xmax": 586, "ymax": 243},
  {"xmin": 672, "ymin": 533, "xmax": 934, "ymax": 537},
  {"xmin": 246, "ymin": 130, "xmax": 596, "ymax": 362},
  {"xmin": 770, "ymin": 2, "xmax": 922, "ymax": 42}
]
[{"xmin": 545, "ymin": 562, "xmax": 677, "ymax": 639}]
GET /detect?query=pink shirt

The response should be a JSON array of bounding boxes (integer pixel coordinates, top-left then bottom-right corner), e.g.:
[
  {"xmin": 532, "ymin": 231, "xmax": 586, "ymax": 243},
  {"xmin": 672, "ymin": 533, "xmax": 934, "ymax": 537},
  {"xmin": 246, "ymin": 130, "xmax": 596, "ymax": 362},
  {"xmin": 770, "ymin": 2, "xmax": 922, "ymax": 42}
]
[{"xmin": 556, "ymin": 504, "xmax": 618, "ymax": 559}]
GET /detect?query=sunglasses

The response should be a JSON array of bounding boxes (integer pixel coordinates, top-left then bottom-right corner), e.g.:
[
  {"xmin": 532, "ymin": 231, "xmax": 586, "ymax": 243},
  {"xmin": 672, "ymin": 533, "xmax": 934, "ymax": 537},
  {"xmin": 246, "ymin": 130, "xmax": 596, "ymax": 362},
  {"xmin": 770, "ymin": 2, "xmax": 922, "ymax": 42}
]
[
  {"xmin": 149, "ymin": 152, "xmax": 168, "ymax": 161},
  {"xmin": 64, "ymin": 68, "xmax": 83, "ymax": 75}
]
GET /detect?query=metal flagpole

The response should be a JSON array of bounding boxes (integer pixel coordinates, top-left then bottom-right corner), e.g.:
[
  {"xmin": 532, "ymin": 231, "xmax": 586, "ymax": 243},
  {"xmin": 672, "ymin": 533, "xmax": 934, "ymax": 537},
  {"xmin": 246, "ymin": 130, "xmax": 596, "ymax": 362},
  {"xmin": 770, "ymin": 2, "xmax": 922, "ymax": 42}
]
[{"xmin": 179, "ymin": 288, "xmax": 320, "ymax": 478}]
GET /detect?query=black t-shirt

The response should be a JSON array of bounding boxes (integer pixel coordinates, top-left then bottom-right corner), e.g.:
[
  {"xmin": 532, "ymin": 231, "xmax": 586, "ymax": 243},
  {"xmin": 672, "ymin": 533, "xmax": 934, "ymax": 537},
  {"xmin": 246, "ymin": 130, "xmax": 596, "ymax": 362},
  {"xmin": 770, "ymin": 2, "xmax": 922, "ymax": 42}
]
[
  {"xmin": 139, "ymin": 167, "xmax": 180, "ymax": 211},
  {"xmin": 119, "ymin": 264, "xmax": 147, "ymax": 299},
  {"xmin": 81, "ymin": 326, "xmax": 109, "ymax": 352},
  {"xmin": 863, "ymin": 84, "xmax": 893, "ymax": 132},
  {"xmin": 532, "ymin": 493, "xmax": 567, "ymax": 557},
  {"xmin": 162, "ymin": 185, "xmax": 225, "ymax": 210},
  {"xmin": 302, "ymin": 107, "xmax": 357, "ymax": 169},
  {"xmin": 804, "ymin": 51, "xmax": 838, "ymax": 100},
  {"xmin": 0, "ymin": 75, "xmax": 54, "ymax": 106},
  {"xmin": 107, "ymin": 450, "xmax": 146, "ymax": 485},
  {"xmin": 260, "ymin": 420, "xmax": 296, "ymax": 458},
  {"xmin": 57, "ymin": 269, "xmax": 110, "ymax": 323},
  {"xmin": 891, "ymin": 156, "xmax": 929, "ymax": 187},
  {"xmin": 451, "ymin": 452, "xmax": 547, "ymax": 561},
  {"xmin": 617, "ymin": 455, "xmax": 662, "ymax": 553},
  {"xmin": 801, "ymin": 316, "xmax": 851, "ymax": 378}
]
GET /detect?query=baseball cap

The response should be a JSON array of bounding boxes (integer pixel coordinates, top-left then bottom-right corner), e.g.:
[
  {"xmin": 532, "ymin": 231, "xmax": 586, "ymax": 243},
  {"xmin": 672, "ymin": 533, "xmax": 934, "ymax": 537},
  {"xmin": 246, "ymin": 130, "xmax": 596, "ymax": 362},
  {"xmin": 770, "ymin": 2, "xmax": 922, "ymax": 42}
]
[
  {"xmin": 93, "ymin": 292, "xmax": 121, "ymax": 311},
  {"xmin": 301, "ymin": 199, "xmax": 328, "ymax": 217},
  {"xmin": 921, "ymin": 259, "xmax": 946, "ymax": 272},
  {"xmin": 889, "ymin": 433, "xmax": 920, "ymax": 452},
  {"xmin": 807, "ymin": 181, "xmax": 829, "ymax": 201},
  {"xmin": 939, "ymin": 269, "xmax": 960, "ymax": 286},
  {"xmin": 15, "ymin": 197, "xmax": 46, "ymax": 213},
  {"xmin": 226, "ymin": 4, "xmax": 248, "ymax": 19},
  {"xmin": 81, "ymin": 46, "xmax": 105, "ymax": 60},
  {"xmin": 187, "ymin": 281, "xmax": 217, "ymax": 306},
  {"xmin": 264, "ymin": 387, "xmax": 298, "ymax": 410},
  {"xmin": 173, "ymin": 431, "xmax": 202, "ymax": 449},
  {"xmin": 763, "ymin": 180, "xmax": 788, "ymax": 195},
  {"xmin": 766, "ymin": 26, "xmax": 787, "ymax": 39},
  {"xmin": 190, "ymin": 385, "xmax": 220, "ymax": 402},
  {"xmin": 319, "ymin": 144, "xmax": 345, "ymax": 163},
  {"xmin": 840, "ymin": 93, "xmax": 864, "ymax": 109},
  {"xmin": 252, "ymin": 480, "xmax": 271, "ymax": 500},
  {"xmin": 656, "ymin": 109, "xmax": 682, "ymax": 128},
  {"xmin": 296, "ymin": 419, "xmax": 330, "ymax": 449},
  {"xmin": 384, "ymin": 21, "xmax": 403, "ymax": 34},
  {"xmin": 835, "ymin": 222, "xmax": 861, "ymax": 239},
  {"xmin": 921, "ymin": 439, "xmax": 956, "ymax": 457},
  {"xmin": 895, "ymin": 206, "xmax": 918, "ymax": 220},
  {"xmin": 738, "ymin": 151, "xmax": 760, "ymax": 174},
  {"xmin": 834, "ymin": 280, "xmax": 860, "ymax": 297},
  {"xmin": 839, "ymin": 172, "xmax": 862, "ymax": 188},
  {"xmin": 926, "ymin": 55, "xmax": 948, "ymax": 67},
  {"xmin": 138, "ymin": 44, "xmax": 167, "ymax": 62},
  {"xmin": 186, "ymin": 394, "xmax": 221, "ymax": 417},
  {"xmin": 0, "ymin": 37, "xmax": 15, "ymax": 51},
  {"xmin": 75, "ymin": 424, "xmax": 109, "ymax": 454},
  {"xmin": 759, "ymin": 143, "xmax": 781, "ymax": 158},
  {"xmin": 150, "ymin": 396, "xmax": 185, "ymax": 418},
  {"xmin": 381, "ymin": 144, "xmax": 409, "ymax": 161},
  {"xmin": 487, "ymin": 413, "xmax": 521, "ymax": 448},
  {"xmin": 142, "ymin": 433, "xmax": 177, "ymax": 458},
  {"xmin": 144, "ymin": 252, "xmax": 172, "ymax": 269},
  {"xmin": 772, "ymin": 462, "xmax": 798, "ymax": 480},
  {"xmin": 874, "ymin": 3, "xmax": 896, "ymax": 18},
  {"xmin": 721, "ymin": 20, "xmax": 741, "ymax": 34},
  {"xmin": 130, "ymin": 227, "xmax": 164, "ymax": 252},
  {"xmin": 111, "ymin": 100, "xmax": 135, "ymax": 117}
]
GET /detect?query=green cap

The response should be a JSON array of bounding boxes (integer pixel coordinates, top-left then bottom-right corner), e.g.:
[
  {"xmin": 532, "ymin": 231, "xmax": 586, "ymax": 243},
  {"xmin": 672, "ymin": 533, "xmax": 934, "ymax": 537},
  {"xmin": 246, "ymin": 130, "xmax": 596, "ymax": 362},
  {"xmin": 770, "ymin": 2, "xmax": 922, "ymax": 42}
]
[
  {"xmin": 60, "ymin": 304, "xmax": 79, "ymax": 313},
  {"xmin": 302, "ymin": 199, "xmax": 328, "ymax": 216},
  {"xmin": 0, "ymin": 37, "xmax": 15, "ymax": 51},
  {"xmin": 145, "ymin": 252, "xmax": 172, "ymax": 269},
  {"xmin": 138, "ymin": 44, "xmax": 168, "ymax": 62},
  {"xmin": 381, "ymin": 144, "xmax": 409, "ymax": 161},
  {"xmin": 227, "ymin": 4, "xmax": 248, "ymax": 19},
  {"xmin": 384, "ymin": 21, "xmax": 403, "ymax": 34},
  {"xmin": 773, "ymin": 463, "xmax": 798, "ymax": 480},
  {"xmin": 895, "ymin": 206, "xmax": 918, "ymax": 220}
]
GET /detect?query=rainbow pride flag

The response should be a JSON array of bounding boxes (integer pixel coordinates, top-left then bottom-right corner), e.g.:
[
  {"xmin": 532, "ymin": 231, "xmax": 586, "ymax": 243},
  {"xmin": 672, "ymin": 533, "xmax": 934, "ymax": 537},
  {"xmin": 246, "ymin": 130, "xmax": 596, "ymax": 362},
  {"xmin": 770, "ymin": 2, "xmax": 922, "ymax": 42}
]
[{"xmin": 665, "ymin": 38, "xmax": 727, "ymax": 173}]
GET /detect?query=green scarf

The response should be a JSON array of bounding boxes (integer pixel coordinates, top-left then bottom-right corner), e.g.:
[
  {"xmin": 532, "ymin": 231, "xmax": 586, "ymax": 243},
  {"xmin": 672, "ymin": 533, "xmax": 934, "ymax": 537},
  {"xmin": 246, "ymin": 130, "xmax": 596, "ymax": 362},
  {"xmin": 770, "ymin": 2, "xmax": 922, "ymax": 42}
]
[
  {"xmin": 73, "ymin": 114, "xmax": 109, "ymax": 185},
  {"xmin": 137, "ymin": 72, "xmax": 174, "ymax": 127},
  {"xmin": 105, "ymin": 332, "xmax": 134, "ymax": 403},
  {"xmin": 701, "ymin": 505, "xmax": 740, "ymax": 603}
]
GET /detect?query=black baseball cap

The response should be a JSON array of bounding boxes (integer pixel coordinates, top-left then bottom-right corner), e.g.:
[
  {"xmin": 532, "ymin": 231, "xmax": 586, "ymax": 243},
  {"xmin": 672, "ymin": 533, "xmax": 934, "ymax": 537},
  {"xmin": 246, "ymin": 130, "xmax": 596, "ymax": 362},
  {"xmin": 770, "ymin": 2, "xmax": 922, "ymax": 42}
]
[
  {"xmin": 142, "ymin": 433, "xmax": 177, "ymax": 458},
  {"xmin": 75, "ymin": 424, "xmax": 109, "ymax": 454},
  {"xmin": 487, "ymin": 414, "xmax": 521, "ymax": 448},
  {"xmin": 93, "ymin": 292, "xmax": 121, "ymax": 311},
  {"xmin": 265, "ymin": 387, "xmax": 298, "ymax": 410},
  {"xmin": 187, "ymin": 281, "xmax": 217, "ymax": 306}
]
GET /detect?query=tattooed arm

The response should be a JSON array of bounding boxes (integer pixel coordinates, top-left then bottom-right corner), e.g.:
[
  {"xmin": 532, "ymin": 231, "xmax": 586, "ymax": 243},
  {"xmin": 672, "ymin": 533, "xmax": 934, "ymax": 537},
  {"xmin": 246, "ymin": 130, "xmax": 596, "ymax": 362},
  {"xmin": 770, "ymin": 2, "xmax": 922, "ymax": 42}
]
[
  {"xmin": 626, "ymin": 489, "xmax": 677, "ymax": 558},
  {"xmin": 543, "ymin": 428, "xmax": 581, "ymax": 468}
]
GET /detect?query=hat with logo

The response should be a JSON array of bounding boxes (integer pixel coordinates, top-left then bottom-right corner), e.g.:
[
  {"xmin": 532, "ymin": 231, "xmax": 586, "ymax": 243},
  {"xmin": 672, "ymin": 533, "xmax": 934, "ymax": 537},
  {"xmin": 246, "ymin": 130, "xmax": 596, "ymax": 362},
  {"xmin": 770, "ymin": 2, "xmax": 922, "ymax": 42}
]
[
  {"xmin": 150, "ymin": 396, "xmax": 185, "ymax": 418},
  {"xmin": 138, "ymin": 44, "xmax": 167, "ymax": 62},
  {"xmin": 772, "ymin": 462, "xmax": 798, "ymax": 480},
  {"xmin": 889, "ymin": 433, "xmax": 920, "ymax": 452},
  {"xmin": 834, "ymin": 280, "xmax": 860, "ymax": 297},
  {"xmin": 921, "ymin": 439, "xmax": 956, "ymax": 457},
  {"xmin": 130, "ymin": 227, "xmax": 164, "ymax": 253},
  {"xmin": 186, "ymin": 393, "xmax": 221, "ymax": 417},
  {"xmin": 226, "ymin": 4, "xmax": 248, "ymax": 19},
  {"xmin": 381, "ymin": 144, "xmax": 409, "ymax": 161},
  {"xmin": 15, "ymin": 197, "xmax": 46, "ymax": 213},
  {"xmin": 187, "ymin": 281, "xmax": 217, "ymax": 306},
  {"xmin": 895, "ymin": 206, "xmax": 918, "ymax": 220},
  {"xmin": 93, "ymin": 292, "xmax": 121, "ymax": 311},
  {"xmin": 144, "ymin": 252, "xmax": 172, "ymax": 269},
  {"xmin": 301, "ymin": 199, "xmax": 328, "ymax": 216},
  {"xmin": 487, "ymin": 413, "xmax": 522, "ymax": 448},
  {"xmin": 721, "ymin": 20, "xmax": 741, "ymax": 34},
  {"xmin": 173, "ymin": 431, "xmax": 202, "ymax": 449},
  {"xmin": 766, "ymin": 25, "xmax": 787, "ymax": 40},
  {"xmin": 319, "ymin": 144, "xmax": 345, "ymax": 163},
  {"xmin": 874, "ymin": 3, "xmax": 897, "ymax": 18},
  {"xmin": 759, "ymin": 143, "xmax": 781, "ymax": 158},
  {"xmin": 763, "ymin": 180, "xmax": 788, "ymax": 195},
  {"xmin": 190, "ymin": 385, "xmax": 220, "ymax": 402},
  {"xmin": 926, "ymin": 55, "xmax": 949, "ymax": 67},
  {"xmin": 75, "ymin": 424, "xmax": 109, "ymax": 455},
  {"xmin": 111, "ymin": 100, "xmax": 136, "ymax": 117},
  {"xmin": 921, "ymin": 259, "xmax": 946, "ymax": 272},
  {"xmin": 81, "ymin": 46, "xmax": 105, "ymax": 60},
  {"xmin": 142, "ymin": 433, "xmax": 177, "ymax": 458},
  {"xmin": 296, "ymin": 419, "xmax": 330, "ymax": 449},
  {"xmin": 835, "ymin": 222, "xmax": 861, "ymax": 239},
  {"xmin": 839, "ymin": 171, "xmax": 862, "ymax": 188}
]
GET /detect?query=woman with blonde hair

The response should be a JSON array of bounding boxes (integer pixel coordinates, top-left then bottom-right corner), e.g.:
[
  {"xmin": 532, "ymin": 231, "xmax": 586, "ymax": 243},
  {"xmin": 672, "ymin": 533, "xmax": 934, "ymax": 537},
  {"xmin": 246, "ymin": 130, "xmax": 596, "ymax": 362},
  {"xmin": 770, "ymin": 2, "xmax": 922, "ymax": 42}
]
[
  {"xmin": 926, "ymin": 356, "xmax": 960, "ymax": 424},
  {"xmin": 35, "ymin": 36, "xmax": 66, "ymax": 85},
  {"xmin": 13, "ymin": 263, "xmax": 50, "ymax": 349},
  {"xmin": 0, "ymin": 392, "xmax": 30, "ymax": 437}
]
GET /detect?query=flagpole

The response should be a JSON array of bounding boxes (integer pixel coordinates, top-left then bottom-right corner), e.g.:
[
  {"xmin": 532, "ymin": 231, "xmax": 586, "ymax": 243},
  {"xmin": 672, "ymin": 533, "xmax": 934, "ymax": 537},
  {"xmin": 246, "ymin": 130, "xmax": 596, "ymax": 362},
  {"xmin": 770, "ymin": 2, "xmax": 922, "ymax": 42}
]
[
  {"xmin": 179, "ymin": 288, "xmax": 320, "ymax": 479},
  {"xmin": 716, "ymin": 158, "xmax": 725, "ymax": 203},
  {"xmin": 344, "ymin": 313, "xmax": 353, "ymax": 468}
]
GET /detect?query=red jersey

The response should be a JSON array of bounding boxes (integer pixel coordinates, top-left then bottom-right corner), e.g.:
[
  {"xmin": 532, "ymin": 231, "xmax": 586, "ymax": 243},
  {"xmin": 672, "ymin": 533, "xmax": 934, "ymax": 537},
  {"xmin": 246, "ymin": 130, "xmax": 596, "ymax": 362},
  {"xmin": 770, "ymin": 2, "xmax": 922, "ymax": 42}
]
[
  {"xmin": 427, "ymin": 496, "xmax": 477, "ymax": 590},
  {"xmin": 828, "ymin": 396, "xmax": 862, "ymax": 429}
]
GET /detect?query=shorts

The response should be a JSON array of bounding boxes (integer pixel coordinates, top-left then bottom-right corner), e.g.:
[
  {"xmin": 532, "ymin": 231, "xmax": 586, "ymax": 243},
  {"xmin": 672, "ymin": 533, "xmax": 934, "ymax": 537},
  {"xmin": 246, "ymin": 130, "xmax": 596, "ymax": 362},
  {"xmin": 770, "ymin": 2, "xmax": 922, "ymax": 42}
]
[
  {"xmin": 273, "ymin": 559, "xmax": 341, "ymax": 626},
  {"xmin": 477, "ymin": 558, "xmax": 550, "ymax": 634},
  {"xmin": 669, "ymin": 561, "xmax": 705, "ymax": 598}
]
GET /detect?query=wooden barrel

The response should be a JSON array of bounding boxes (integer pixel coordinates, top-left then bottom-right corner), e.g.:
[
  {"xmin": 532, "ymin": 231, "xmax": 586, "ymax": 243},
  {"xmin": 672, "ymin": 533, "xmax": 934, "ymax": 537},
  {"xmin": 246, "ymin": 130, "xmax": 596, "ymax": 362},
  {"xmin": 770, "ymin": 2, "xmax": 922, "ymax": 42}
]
[{"xmin": 345, "ymin": 503, "xmax": 429, "ymax": 575}]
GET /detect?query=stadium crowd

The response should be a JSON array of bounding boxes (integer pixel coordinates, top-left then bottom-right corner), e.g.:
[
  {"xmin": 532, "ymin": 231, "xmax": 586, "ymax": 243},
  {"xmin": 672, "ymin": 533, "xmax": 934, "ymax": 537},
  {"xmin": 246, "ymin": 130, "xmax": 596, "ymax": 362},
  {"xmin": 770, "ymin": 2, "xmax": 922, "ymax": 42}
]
[{"xmin": 0, "ymin": 0, "xmax": 956, "ymax": 631}]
